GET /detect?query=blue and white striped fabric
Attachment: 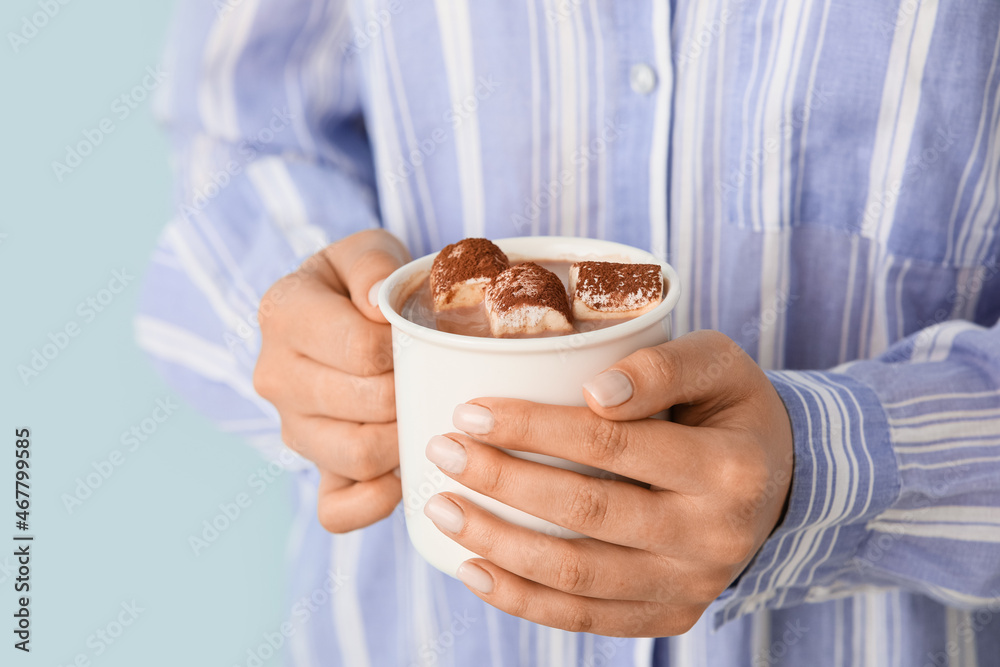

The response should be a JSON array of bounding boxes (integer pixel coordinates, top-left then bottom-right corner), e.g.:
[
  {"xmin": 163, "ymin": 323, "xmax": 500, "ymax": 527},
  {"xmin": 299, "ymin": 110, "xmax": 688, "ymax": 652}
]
[{"xmin": 138, "ymin": 0, "xmax": 1000, "ymax": 664}]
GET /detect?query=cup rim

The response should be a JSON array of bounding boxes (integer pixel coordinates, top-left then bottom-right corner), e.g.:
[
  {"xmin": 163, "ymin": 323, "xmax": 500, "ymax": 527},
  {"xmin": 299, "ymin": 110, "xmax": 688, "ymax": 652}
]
[{"xmin": 378, "ymin": 236, "xmax": 682, "ymax": 353}]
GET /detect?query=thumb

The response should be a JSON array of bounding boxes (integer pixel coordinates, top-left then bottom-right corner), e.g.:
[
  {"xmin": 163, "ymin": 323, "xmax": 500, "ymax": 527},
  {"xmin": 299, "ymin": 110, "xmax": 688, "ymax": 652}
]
[
  {"xmin": 581, "ymin": 330, "xmax": 753, "ymax": 420},
  {"xmin": 326, "ymin": 228, "xmax": 411, "ymax": 324}
]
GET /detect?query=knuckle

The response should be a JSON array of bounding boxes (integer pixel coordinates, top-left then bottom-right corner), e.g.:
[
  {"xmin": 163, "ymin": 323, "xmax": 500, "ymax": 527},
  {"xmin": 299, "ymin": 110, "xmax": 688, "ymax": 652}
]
[
  {"xmin": 346, "ymin": 326, "xmax": 378, "ymax": 368},
  {"xmin": 590, "ymin": 419, "xmax": 630, "ymax": 464},
  {"xmin": 354, "ymin": 247, "xmax": 398, "ymax": 274},
  {"xmin": 702, "ymin": 329, "xmax": 731, "ymax": 347},
  {"xmin": 502, "ymin": 403, "xmax": 534, "ymax": 446},
  {"xmin": 312, "ymin": 372, "xmax": 338, "ymax": 417},
  {"xmin": 472, "ymin": 519, "xmax": 505, "ymax": 554},
  {"xmin": 317, "ymin": 500, "xmax": 351, "ymax": 534},
  {"xmin": 563, "ymin": 605, "xmax": 595, "ymax": 634},
  {"xmin": 565, "ymin": 483, "xmax": 608, "ymax": 532},
  {"xmin": 706, "ymin": 525, "xmax": 757, "ymax": 566},
  {"xmin": 346, "ymin": 327, "xmax": 384, "ymax": 374},
  {"xmin": 505, "ymin": 588, "xmax": 532, "ymax": 621},
  {"xmin": 719, "ymin": 449, "xmax": 771, "ymax": 511},
  {"xmin": 636, "ymin": 345, "xmax": 676, "ymax": 377},
  {"xmin": 343, "ymin": 438, "xmax": 380, "ymax": 481},
  {"xmin": 717, "ymin": 448, "xmax": 764, "ymax": 493},
  {"xmin": 688, "ymin": 568, "xmax": 731, "ymax": 603},
  {"xmin": 671, "ymin": 607, "xmax": 704, "ymax": 635},
  {"xmin": 252, "ymin": 362, "xmax": 276, "ymax": 400},
  {"xmin": 700, "ymin": 329, "xmax": 734, "ymax": 351},
  {"xmin": 726, "ymin": 533, "xmax": 758, "ymax": 564},
  {"xmin": 637, "ymin": 344, "xmax": 680, "ymax": 384},
  {"xmin": 475, "ymin": 451, "xmax": 510, "ymax": 498},
  {"xmin": 257, "ymin": 284, "xmax": 283, "ymax": 332},
  {"xmin": 366, "ymin": 374, "xmax": 396, "ymax": 421},
  {"xmin": 356, "ymin": 422, "xmax": 382, "ymax": 453},
  {"xmin": 552, "ymin": 547, "xmax": 593, "ymax": 595}
]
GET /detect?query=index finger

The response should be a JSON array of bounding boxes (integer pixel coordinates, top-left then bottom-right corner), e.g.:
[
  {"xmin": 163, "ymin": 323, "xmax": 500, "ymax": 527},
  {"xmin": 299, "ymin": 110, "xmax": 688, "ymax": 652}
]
[
  {"xmin": 273, "ymin": 271, "xmax": 394, "ymax": 376},
  {"xmin": 451, "ymin": 399, "xmax": 719, "ymax": 492},
  {"xmin": 324, "ymin": 229, "xmax": 411, "ymax": 324}
]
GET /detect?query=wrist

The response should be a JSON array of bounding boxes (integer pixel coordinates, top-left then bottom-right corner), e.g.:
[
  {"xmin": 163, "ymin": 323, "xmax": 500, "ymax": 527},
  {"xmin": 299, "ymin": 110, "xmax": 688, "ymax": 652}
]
[{"xmin": 711, "ymin": 370, "xmax": 899, "ymax": 626}]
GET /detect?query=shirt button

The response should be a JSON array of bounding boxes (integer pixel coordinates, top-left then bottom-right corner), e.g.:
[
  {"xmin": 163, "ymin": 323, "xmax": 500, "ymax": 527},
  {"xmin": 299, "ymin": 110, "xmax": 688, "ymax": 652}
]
[{"xmin": 629, "ymin": 63, "xmax": 657, "ymax": 95}]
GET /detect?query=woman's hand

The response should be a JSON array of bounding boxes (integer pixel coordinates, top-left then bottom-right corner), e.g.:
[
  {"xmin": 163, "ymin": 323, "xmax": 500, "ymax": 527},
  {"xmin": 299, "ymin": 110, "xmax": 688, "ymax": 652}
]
[
  {"xmin": 254, "ymin": 229, "xmax": 409, "ymax": 532},
  {"xmin": 423, "ymin": 330, "xmax": 794, "ymax": 636}
]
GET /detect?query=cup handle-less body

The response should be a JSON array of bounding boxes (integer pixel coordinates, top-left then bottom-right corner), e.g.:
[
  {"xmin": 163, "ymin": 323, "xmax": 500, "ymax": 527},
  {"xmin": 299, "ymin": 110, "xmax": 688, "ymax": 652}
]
[{"xmin": 380, "ymin": 237, "xmax": 681, "ymax": 577}]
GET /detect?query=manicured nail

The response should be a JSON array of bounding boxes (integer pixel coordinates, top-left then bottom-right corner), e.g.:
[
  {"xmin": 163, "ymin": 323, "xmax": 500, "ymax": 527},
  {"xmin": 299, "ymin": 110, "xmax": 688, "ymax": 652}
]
[
  {"xmin": 368, "ymin": 280, "xmax": 384, "ymax": 308},
  {"xmin": 425, "ymin": 435, "xmax": 467, "ymax": 474},
  {"xmin": 453, "ymin": 404, "xmax": 494, "ymax": 435},
  {"xmin": 583, "ymin": 370, "xmax": 633, "ymax": 408},
  {"xmin": 456, "ymin": 561, "xmax": 494, "ymax": 594},
  {"xmin": 424, "ymin": 495, "xmax": 464, "ymax": 533}
]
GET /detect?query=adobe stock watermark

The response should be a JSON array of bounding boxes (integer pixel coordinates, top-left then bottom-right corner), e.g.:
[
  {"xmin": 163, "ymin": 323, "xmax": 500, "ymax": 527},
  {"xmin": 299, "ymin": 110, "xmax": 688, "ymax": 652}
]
[
  {"xmin": 907, "ymin": 261, "xmax": 1000, "ymax": 354},
  {"xmin": 178, "ymin": 106, "xmax": 295, "ymax": 223},
  {"xmin": 877, "ymin": 0, "xmax": 919, "ymax": 38},
  {"xmin": 716, "ymin": 86, "xmax": 833, "ymax": 202},
  {"xmin": 581, "ymin": 636, "xmax": 632, "ymax": 667},
  {"xmin": 852, "ymin": 126, "xmax": 958, "ymax": 237},
  {"xmin": 545, "ymin": 0, "xmax": 586, "ymax": 24},
  {"xmin": 224, "ymin": 247, "xmax": 326, "ymax": 351},
  {"xmin": 741, "ymin": 292, "xmax": 799, "ymax": 346},
  {"xmin": 188, "ymin": 447, "xmax": 299, "ymax": 556},
  {"xmin": 677, "ymin": 5, "xmax": 741, "ymax": 68},
  {"xmin": 232, "ymin": 568, "xmax": 351, "ymax": 667},
  {"xmin": 340, "ymin": 0, "xmax": 403, "ymax": 60},
  {"xmin": 55, "ymin": 601, "xmax": 145, "ymax": 667},
  {"xmin": 17, "ymin": 268, "xmax": 135, "ymax": 386},
  {"xmin": 384, "ymin": 75, "xmax": 501, "ymax": 191},
  {"xmin": 406, "ymin": 610, "xmax": 477, "ymax": 667},
  {"xmin": 510, "ymin": 115, "xmax": 626, "ymax": 233},
  {"xmin": 51, "ymin": 66, "xmax": 169, "ymax": 182},
  {"xmin": 7, "ymin": 0, "xmax": 73, "ymax": 54},
  {"xmin": 922, "ymin": 595, "xmax": 1000, "ymax": 667},
  {"xmin": 213, "ymin": 0, "xmax": 246, "ymax": 18},
  {"xmin": 853, "ymin": 459, "xmax": 992, "ymax": 573},
  {"xmin": 750, "ymin": 619, "xmax": 810, "ymax": 666},
  {"xmin": 61, "ymin": 397, "xmax": 180, "ymax": 514},
  {"xmin": 399, "ymin": 464, "xmax": 448, "ymax": 523},
  {"xmin": 0, "ymin": 555, "xmax": 19, "ymax": 586}
]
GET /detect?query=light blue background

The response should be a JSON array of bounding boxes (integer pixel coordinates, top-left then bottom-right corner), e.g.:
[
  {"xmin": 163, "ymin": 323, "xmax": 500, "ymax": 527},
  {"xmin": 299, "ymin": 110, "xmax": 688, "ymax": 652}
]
[{"xmin": 1, "ymin": 2, "xmax": 294, "ymax": 665}]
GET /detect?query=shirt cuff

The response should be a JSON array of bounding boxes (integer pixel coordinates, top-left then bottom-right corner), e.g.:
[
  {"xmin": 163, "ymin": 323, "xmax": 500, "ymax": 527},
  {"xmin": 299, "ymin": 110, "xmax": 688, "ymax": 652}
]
[{"xmin": 711, "ymin": 370, "xmax": 900, "ymax": 627}]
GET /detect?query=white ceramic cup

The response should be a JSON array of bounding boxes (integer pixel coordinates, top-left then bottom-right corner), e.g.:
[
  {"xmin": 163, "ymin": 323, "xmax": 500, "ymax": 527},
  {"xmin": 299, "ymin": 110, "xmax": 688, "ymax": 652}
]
[{"xmin": 378, "ymin": 236, "xmax": 682, "ymax": 577}]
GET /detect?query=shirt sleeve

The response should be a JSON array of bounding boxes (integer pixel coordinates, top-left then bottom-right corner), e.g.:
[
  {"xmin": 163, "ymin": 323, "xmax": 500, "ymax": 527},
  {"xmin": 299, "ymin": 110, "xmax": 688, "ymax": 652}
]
[
  {"xmin": 714, "ymin": 317, "xmax": 1000, "ymax": 626},
  {"xmin": 136, "ymin": 0, "xmax": 380, "ymax": 466}
]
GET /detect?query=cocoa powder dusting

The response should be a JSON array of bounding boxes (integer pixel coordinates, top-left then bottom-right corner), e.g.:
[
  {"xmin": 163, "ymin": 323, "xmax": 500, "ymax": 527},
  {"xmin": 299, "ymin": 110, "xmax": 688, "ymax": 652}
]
[
  {"xmin": 573, "ymin": 261, "xmax": 663, "ymax": 311},
  {"xmin": 430, "ymin": 238, "xmax": 510, "ymax": 304},
  {"xmin": 487, "ymin": 262, "xmax": 572, "ymax": 319}
]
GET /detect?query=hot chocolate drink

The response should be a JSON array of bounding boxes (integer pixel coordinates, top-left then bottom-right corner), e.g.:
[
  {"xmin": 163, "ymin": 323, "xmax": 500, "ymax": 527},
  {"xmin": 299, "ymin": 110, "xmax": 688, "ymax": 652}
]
[{"xmin": 401, "ymin": 238, "xmax": 666, "ymax": 339}]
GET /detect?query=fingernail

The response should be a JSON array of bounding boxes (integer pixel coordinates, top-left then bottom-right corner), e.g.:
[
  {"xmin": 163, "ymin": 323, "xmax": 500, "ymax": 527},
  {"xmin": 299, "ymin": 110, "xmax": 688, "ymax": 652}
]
[
  {"xmin": 424, "ymin": 495, "xmax": 464, "ymax": 533},
  {"xmin": 453, "ymin": 404, "xmax": 494, "ymax": 435},
  {"xmin": 583, "ymin": 370, "xmax": 633, "ymax": 408},
  {"xmin": 456, "ymin": 561, "xmax": 494, "ymax": 594},
  {"xmin": 425, "ymin": 435, "xmax": 467, "ymax": 474},
  {"xmin": 368, "ymin": 280, "xmax": 385, "ymax": 308},
  {"xmin": 392, "ymin": 467, "xmax": 401, "ymax": 478}
]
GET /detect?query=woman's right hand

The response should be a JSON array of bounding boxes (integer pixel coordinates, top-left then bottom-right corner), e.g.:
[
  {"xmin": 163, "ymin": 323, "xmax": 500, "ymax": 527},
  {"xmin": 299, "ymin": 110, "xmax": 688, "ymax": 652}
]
[{"xmin": 254, "ymin": 229, "xmax": 410, "ymax": 532}]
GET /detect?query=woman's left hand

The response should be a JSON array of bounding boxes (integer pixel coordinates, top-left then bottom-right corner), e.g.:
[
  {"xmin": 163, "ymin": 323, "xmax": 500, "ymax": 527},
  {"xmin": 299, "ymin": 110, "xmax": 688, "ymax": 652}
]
[{"xmin": 423, "ymin": 331, "xmax": 794, "ymax": 637}]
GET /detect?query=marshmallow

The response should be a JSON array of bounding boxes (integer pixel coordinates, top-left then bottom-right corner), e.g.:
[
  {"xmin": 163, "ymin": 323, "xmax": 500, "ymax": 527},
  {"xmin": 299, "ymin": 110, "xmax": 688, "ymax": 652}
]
[
  {"xmin": 430, "ymin": 238, "xmax": 510, "ymax": 311},
  {"xmin": 485, "ymin": 262, "xmax": 574, "ymax": 337},
  {"xmin": 569, "ymin": 261, "xmax": 663, "ymax": 320}
]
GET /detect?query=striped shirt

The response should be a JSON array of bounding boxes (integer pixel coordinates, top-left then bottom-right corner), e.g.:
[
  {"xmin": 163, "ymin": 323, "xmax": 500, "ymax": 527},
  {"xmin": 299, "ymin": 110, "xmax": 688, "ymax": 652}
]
[{"xmin": 138, "ymin": 0, "xmax": 1000, "ymax": 665}]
